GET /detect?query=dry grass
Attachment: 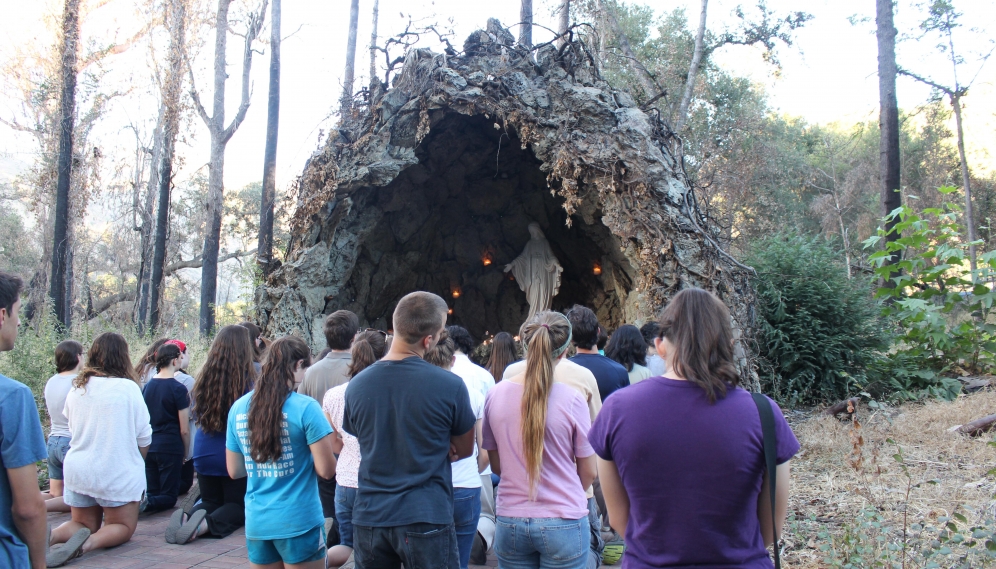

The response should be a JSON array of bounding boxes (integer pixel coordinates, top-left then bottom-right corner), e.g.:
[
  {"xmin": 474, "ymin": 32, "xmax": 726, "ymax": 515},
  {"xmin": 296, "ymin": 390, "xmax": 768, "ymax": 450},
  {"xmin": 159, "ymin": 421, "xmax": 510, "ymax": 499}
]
[{"xmin": 783, "ymin": 388, "xmax": 996, "ymax": 567}]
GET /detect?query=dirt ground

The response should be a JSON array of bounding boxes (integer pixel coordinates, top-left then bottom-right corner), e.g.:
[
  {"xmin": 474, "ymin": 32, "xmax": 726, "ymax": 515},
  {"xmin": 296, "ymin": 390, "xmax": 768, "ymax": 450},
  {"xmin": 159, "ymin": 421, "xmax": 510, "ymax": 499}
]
[{"xmin": 782, "ymin": 388, "xmax": 996, "ymax": 567}]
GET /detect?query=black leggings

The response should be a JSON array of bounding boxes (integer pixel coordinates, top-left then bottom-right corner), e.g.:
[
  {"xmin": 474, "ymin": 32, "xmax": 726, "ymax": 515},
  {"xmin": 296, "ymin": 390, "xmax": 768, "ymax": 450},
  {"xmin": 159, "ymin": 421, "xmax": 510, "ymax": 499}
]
[{"xmin": 192, "ymin": 472, "xmax": 247, "ymax": 538}]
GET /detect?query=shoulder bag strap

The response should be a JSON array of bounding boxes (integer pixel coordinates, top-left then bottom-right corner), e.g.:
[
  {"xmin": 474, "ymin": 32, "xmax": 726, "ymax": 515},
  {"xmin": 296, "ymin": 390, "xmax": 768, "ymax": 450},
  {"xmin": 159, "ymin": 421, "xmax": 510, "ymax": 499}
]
[{"xmin": 751, "ymin": 392, "xmax": 781, "ymax": 569}]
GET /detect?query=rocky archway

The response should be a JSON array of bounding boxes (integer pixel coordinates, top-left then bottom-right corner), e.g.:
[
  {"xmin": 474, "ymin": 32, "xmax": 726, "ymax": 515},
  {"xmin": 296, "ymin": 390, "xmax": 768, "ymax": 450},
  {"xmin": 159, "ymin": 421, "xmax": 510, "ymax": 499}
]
[{"xmin": 327, "ymin": 112, "xmax": 638, "ymax": 339}]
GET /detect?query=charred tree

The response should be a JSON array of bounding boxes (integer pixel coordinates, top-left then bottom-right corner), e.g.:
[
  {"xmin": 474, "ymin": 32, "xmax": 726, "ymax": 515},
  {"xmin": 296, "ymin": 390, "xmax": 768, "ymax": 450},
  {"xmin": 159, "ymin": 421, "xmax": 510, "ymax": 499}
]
[
  {"xmin": 877, "ymin": 0, "xmax": 902, "ymax": 269},
  {"xmin": 340, "ymin": 0, "xmax": 360, "ymax": 114},
  {"xmin": 369, "ymin": 0, "xmax": 379, "ymax": 88},
  {"xmin": 149, "ymin": 0, "xmax": 187, "ymax": 332},
  {"xmin": 258, "ymin": 0, "xmax": 280, "ymax": 272},
  {"xmin": 519, "ymin": 0, "xmax": 533, "ymax": 47},
  {"xmin": 191, "ymin": 0, "xmax": 267, "ymax": 336},
  {"xmin": 50, "ymin": 0, "xmax": 80, "ymax": 329},
  {"xmin": 556, "ymin": 0, "xmax": 570, "ymax": 46}
]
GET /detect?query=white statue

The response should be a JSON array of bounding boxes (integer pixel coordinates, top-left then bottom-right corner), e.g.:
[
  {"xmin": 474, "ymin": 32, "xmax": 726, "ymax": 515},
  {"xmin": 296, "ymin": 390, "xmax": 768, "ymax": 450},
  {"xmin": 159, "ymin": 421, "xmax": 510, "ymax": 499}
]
[{"xmin": 504, "ymin": 222, "xmax": 563, "ymax": 320}]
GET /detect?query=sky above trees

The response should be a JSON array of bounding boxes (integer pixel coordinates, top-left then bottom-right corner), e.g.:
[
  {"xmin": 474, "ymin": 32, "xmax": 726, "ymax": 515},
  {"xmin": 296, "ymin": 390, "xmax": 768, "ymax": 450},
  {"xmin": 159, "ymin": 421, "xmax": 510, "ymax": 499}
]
[{"xmin": 1, "ymin": 0, "xmax": 993, "ymax": 193}]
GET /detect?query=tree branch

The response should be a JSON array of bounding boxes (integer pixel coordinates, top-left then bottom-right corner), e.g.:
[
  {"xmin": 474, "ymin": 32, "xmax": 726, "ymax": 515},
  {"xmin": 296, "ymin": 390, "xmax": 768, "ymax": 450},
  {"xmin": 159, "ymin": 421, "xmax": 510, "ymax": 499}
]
[
  {"xmin": 166, "ymin": 249, "xmax": 252, "ymax": 273},
  {"xmin": 897, "ymin": 67, "xmax": 955, "ymax": 95},
  {"xmin": 222, "ymin": 0, "xmax": 268, "ymax": 143},
  {"xmin": 187, "ymin": 62, "xmax": 213, "ymax": 129}
]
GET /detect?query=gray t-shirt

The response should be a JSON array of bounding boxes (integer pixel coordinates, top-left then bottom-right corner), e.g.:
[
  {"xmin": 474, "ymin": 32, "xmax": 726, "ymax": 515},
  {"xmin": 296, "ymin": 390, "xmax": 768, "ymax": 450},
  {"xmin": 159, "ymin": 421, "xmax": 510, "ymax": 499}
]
[
  {"xmin": 44, "ymin": 373, "xmax": 76, "ymax": 439},
  {"xmin": 298, "ymin": 351, "xmax": 352, "ymax": 402}
]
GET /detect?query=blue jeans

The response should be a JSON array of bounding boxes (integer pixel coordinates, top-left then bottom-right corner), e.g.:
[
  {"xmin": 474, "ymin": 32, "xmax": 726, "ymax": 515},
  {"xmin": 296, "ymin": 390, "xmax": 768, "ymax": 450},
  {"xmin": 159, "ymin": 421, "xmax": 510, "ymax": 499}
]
[
  {"xmin": 454, "ymin": 487, "xmax": 482, "ymax": 569},
  {"xmin": 495, "ymin": 516, "xmax": 590, "ymax": 569},
  {"xmin": 353, "ymin": 523, "xmax": 459, "ymax": 569},
  {"xmin": 334, "ymin": 484, "xmax": 357, "ymax": 548},
  {"xmin": 46, "ymin": 436, "xmax": 70, "ymax": 480}
]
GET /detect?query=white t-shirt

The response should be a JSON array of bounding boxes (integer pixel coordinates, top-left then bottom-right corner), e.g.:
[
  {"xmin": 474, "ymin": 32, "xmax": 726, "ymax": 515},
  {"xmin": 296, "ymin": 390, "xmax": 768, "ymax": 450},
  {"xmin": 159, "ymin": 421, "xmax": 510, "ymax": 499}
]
[
  {"xmin": 44, "ymin": 373, "xmax": 76, "ymax": 439},
  {"xmin": 647, "ymin": 353, "xmax": 666, "ymax": 377},
  {"xmin": 628, "ymin": 364, "xmax": 652, "ymax": 385},
  {"xmin": 63, "ymin": 376, "xmax": 153, "ymax": 502},
  {"xmin": 175, "ymin": 371, "xmax": 196, "ymax": 459},
  {"xmin": 451, "ymin": 353, "xmax": 496, "ymax": 476},
  {"xmin": 323, "ymin": 383, "xmax": 362, "ymax": 488},
  {"xmin": 451, "ymin": 383, "xmax": 484, "ymax": 488}
]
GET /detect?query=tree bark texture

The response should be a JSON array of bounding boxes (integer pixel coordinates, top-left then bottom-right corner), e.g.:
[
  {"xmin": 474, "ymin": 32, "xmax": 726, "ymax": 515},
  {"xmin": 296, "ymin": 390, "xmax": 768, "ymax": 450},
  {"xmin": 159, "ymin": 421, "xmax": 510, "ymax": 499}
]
[
  {"xmin": 340, "ymin": 0, "xmax": 359, "ymax": 114},
  {"xmin": 194, "ymin": 0, "xmax": 266, "ymax": 336},
  {"xmin": 952, "ymin": 96, "xmax": 977, "ymax": 271},
  {"xmin": 876, "ymin": 0, "xmax": 901, "ymax": 255},
  {"xmin": 258, "ymin": 0, "xmax": 280, "ymax": 272},
  {"xmin": 957, "ymin": 414, "xmax": 996, "ymax": 437},
  {"xmin": 149, "ymin": 0, "xmax": 187, "ymax": 333},
  {"xmin": 519, "ymin": 0, "xmax": 533, "ymax": 48},
  {"xmin": 50, "ymin": 0, "xmax": 80, "ymax": 329},
  {"xmin": 136, "ymin": 110, "xmax": 164, "ymax": 332},
  {"xmin": 369, "ymin": 0, "xmax": 379, "ymax": 88},
  {"xmin": 675, "ymin": 0, "xmax": 708, "ymax": 132},
  {"xmin": 556, "ymin": 0, "xmax": 570, "ymax": 47}
]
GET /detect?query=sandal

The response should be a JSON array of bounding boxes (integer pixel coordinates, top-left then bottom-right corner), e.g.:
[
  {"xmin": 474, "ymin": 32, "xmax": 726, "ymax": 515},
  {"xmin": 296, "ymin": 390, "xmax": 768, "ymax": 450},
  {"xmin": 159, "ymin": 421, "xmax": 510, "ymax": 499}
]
[
  {"xmin": 175, "ymin": 509, "xmax": 207, "ymax": 544},
  {"xmin": 178, "ymin": 484, "xmax": 201, "ymax": 516},
  {"xmin": 165, "ymin": 508, "xmax": 185, "ymax": 544},
  {"xmin": 46, "ymin": 527, "xmax": 90, "ymax": 567}
]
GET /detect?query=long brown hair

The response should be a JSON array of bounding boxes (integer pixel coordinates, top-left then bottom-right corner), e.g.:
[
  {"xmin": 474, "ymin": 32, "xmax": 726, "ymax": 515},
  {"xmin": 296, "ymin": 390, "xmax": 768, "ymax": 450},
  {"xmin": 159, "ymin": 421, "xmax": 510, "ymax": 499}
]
[
  {"xmin": 348, "ymin": 330, "xmax": 387, "ymax": 378},
  {"xmin": 137, "ymin": 337, "xmax": 168, "ymax": 379},
  {"xmin": 247, "ymin": 336, "xmax": 311, "ymax": 463},
  {"xmin": 519, "ymin": 311, "xmax": 572, "ymax": 495},
  {"xmin": 75, "ymin": 333, "xmax": 138, "ymax": 389},
  {"xmin": 487, "ymin": 332, "xmax": 518, "ymax": 382},
  {"xmin": 238, "ymin": 321, "xmax": 264, "ymax": 361},
  {"xmin": 423, "ymin": 329, "xmax": 455, "ymax": 369},
  {"xmin": 193, "ymin": 325, "xmax": 257, "ymax": 434},
  {"xmin": 658, "ymin": 288, "xmax": 740, "ymax": 403}
]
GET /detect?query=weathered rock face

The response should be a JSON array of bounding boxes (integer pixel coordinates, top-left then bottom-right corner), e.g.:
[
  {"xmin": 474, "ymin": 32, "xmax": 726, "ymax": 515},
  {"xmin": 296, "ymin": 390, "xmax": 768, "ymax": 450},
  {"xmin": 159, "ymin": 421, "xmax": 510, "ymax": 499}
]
[{"xmin": 259, "ymin": 19, "xmax": 755, "ymax": 378}]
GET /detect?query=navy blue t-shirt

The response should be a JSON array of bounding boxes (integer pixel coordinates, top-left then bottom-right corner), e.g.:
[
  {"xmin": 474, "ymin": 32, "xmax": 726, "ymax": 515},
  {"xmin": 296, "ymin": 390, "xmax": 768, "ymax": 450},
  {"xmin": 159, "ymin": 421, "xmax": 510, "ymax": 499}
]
[
  {"xmin": 570, "ymin": 353, "xmax": 631, "ymax": 402},
  {"xmin": 143, "ymin": 376, "xmax": 190, "ymax": 454},
  {"xmin": 343, "ymin": 357, "xmax": 477, "ymax": 527}
]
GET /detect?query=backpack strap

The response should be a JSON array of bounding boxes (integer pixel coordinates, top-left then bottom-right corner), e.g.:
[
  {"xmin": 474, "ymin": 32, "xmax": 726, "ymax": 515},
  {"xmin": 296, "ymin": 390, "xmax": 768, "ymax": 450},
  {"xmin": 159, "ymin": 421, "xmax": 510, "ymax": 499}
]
[{"xmin": 751, "ymin": 392, "xmax": 781, "ymax": 569}]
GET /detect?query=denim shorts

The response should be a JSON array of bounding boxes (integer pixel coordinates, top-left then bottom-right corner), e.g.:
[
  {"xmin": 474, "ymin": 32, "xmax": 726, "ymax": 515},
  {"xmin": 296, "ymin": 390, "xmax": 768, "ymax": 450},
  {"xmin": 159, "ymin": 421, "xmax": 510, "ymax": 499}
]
[
  {"xmin": 334, "ymin": 484, "xmax": 357, "ymax": 548},
  {"xmin": 495, "ymin": 515, "xmax": 589, "ymax": 569},
  {"xmin": 63, "ymin": 488, "xmax": 131, "ymax": 509},
  {"xmin": 46, "ymin": 436, "xmax": 71, "ymax": 481},
  {"xmin": 246, "ymin": 523, "xmax": 326, "ymax": 565}
]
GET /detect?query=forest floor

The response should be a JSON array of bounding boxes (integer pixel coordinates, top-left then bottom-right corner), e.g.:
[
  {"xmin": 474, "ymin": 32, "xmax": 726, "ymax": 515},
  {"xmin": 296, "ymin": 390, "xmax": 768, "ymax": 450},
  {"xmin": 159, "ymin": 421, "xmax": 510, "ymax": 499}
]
[{"xmin": 782, "ymin": 387, "xmax": 996, "ymax": 567}]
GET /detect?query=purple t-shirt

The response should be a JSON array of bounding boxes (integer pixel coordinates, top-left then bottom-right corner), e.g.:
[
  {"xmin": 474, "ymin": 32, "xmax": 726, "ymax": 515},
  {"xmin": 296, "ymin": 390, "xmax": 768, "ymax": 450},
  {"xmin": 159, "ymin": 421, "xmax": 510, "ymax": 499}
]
[
  {"xmin": 588, "ymin": 377, "xmax": 799, "ymax": 569},
  {"xmin": 482, "ymin": 381, "xmax": 594, "ymax": 520}
]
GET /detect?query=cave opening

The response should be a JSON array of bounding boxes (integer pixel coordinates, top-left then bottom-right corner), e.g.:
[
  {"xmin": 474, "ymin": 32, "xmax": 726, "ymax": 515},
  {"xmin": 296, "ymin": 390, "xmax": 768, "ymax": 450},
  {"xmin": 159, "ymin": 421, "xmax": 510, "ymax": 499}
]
[{"xmin": 329, "ymin": 113, "xmax": 638, "ymax": 340}]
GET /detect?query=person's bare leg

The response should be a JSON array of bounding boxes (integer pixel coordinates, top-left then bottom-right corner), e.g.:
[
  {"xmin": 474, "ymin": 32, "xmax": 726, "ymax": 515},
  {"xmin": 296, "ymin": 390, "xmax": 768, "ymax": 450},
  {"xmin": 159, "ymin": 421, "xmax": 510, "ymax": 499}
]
[
  {"xmin": 51, "ymin": 506, "xmax": 102, "ymax": 545},
  {"xmin": 45, "ymin": 481, "xmax": 71, "ymax": 513},
  {"xmin": 250, "ymin": 562, "xmax": 285, "ymax": 569},
  {"xmin": 287, "ymin": 559, "xmax": 326, "ymax": 569},
  {"xmin": 80, "ymin": 502, "xmax": 139, "ymax": 553},
  {"xmin": 327, "ymin": 545, "xmax": 353, "ymax": 567}
]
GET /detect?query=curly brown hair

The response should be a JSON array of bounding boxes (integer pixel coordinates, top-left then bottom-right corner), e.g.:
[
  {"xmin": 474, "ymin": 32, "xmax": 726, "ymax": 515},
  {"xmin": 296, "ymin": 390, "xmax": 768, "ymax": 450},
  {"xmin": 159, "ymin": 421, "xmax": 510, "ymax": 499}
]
[
  {"xmin": 193, "ymin": 325, "xmax": 257, "ymax": 434},
  {"xmin": 75, "ymin": 333, "xmax": 138, "ymax": 389},
  {"xmin": 247, "ymin": 336, "xmax": 312, "ymax": 463},
  {"xmin": 136, "ymin": 337, "xmax": 168, "ymax": 381}
]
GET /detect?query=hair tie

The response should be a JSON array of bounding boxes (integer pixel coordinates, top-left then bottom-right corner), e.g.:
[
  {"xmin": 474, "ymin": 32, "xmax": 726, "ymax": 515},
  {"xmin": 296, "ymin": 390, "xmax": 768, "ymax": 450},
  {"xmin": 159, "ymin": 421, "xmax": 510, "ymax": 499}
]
[{"xmin": 540, "ymin": 324, "xmax": 550, "ymax": 330}]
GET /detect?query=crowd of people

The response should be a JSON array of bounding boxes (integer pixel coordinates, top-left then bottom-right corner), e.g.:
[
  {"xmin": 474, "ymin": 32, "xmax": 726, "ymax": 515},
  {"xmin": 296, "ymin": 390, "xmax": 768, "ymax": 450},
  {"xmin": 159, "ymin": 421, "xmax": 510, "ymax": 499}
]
[{"xmin": 0, "ymin": 269, "xmax": 799, "ymax": 569}]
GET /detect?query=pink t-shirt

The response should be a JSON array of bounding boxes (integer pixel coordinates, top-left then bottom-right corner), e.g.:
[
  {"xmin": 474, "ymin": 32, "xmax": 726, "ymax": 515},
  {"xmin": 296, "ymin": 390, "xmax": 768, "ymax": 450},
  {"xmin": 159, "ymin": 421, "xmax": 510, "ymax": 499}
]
[
  {"xmin": 322, "ymin": 383, "xmax": 361, "ymax": 488},
  {"xmin": 482, "ymin": 381, "xmax": 594, "ymax": 520}
]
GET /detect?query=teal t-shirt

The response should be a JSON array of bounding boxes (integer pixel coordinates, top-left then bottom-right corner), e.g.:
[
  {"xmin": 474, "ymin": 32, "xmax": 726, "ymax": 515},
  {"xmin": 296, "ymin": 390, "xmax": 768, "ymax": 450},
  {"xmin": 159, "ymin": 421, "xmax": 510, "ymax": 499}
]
[{"xmin": 226, "ymin": 390, "xmax": 333, "ymax": 540}]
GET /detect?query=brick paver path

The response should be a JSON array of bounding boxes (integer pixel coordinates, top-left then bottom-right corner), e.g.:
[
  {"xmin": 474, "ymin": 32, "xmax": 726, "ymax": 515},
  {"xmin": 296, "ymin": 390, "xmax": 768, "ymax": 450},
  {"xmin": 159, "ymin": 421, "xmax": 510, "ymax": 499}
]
[{"xmin": 46, "ymin": 508, "xmax": 501, "ymax": 568}]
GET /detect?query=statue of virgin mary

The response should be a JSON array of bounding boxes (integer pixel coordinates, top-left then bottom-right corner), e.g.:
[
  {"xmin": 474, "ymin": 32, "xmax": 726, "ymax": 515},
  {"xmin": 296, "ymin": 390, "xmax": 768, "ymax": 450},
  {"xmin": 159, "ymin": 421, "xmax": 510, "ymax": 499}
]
[{"xmin": 504, "ymin": 222, "xmax": 563, "ymax": 320}]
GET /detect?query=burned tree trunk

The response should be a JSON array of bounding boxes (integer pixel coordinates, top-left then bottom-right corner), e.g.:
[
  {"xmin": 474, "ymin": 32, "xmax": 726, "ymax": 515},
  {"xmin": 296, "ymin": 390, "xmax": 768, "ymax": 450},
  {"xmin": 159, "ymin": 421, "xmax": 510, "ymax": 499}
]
[
  {"xmin": 519, "ymin": 0, "xmax": 533, "ymax": 47},
  {"xmin": 340, "ymin": 0, "xmax": 360, "ymax": 114},
  {"xmin": 258, "ymin": 0, "xmax": 281, "ymax": 273},
  {"xmin": 876, "ymin": 0, "xmax": 901, "ymax": 264},
  {"xmin": 50, "ymin": 0, "xmax": 80, "ymax": 329}
]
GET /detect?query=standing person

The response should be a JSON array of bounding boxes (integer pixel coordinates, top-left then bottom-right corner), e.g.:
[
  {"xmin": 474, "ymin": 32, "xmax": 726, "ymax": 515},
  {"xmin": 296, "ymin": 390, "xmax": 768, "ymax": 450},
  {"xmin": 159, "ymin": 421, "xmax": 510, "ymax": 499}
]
[
  {"xmin": 238, "ymin": 321, "xmax": 266, "ymax": 371},
  {"xmin": 482, "ymin": 311, "xmax": 597, "ymax": 569},
  {"xmin": 0, "ymin": 272, "xmax": 48, "ymax": 569},
  {"xmin": 486, "ymin": 332, "xmax": 519, "ymax": 384},
  {"xmin": 604, "ymin": 325, "xmax": 652, "ymax": 385},
  {"xmin": 170, "ymin": 325, "xmax": 257, "ymax": 544},
  {"xmin": 566, "ymin": 306, "xmax": 629, "ymax": 402},
  {"xmin": 342, "ymin": 291, "xmax": 476, "ymax": 569},
  {"xmin": 42, "ymin": 340, "xmax": 85, "ymax": 513},
  {"xmin": 48, "ymin": 333, "xmax": 152, "ymax": 567},
  {"xmin": 425, "ymin": 332, "xmax": 485, "ymax": 569},
  {"xmin": 589, "ymin": 289, "xmax": 799, "ymax": 568},
  {"xmin": 165, "ymin": 339, "xmax": 197, "ymax": 498},
  {"xmin": 299, "ymin": 309, "xmax": 358, "ymax": 536},
  {"xmin": 140, "ymin": 343, "xmax": 191, "ymax": 515},
  {"xmin": 638, "ymin": 322, "xmax": 666, "ymax": 377},
  {"xmin": 323, "ymin": 330, "xmax": 387, "ymax": 568},
  {"xmin": 136, "ymin": 338, "xmax": 168, "ymax": 387},
  {"xmin": 226, "ymin": 336, "xmax": 337, "ymax": 569}
]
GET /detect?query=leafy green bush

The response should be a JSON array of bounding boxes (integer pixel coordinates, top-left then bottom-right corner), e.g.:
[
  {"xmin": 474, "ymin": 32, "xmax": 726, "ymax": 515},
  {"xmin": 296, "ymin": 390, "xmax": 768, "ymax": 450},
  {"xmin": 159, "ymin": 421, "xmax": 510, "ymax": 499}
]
[
  {"xmin": 748, "ymin": 232, "xmax": 888, "ymax": 405},
  {"xmin": 865, "ymin": 188, "xmax": 996, "ymax": 400}
]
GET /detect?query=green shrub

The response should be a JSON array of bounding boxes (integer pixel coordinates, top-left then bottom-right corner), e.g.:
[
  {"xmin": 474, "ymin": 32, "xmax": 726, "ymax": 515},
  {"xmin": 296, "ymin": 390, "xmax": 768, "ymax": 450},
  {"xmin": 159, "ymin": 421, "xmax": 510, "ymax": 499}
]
[
  {"xmin": 747, "ymin": 232, "xmax": 888, "ymax": 405},
  {"xmin": 865, "ymin": 188, "xmax": 996, "ymax": 400}
]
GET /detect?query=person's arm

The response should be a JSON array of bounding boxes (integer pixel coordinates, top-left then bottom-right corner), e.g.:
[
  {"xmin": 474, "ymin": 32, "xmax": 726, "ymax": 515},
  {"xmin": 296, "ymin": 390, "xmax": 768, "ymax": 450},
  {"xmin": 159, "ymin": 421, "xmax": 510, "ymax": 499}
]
[
  {"xmin": 450, "ymin": 427, "xmax": 475, "ymax": 462},
  {"xmin": 475, "ymin": 420, "xmax": 488, "ymax": 473},
  {"xmin": 8, "ymin": 465, "xmax": 46, "ymax": 569},
  {"xmin": 324, "ymin": 411, "xmax": 345, "ymax": 454},
  {"xmin": 757, "ymin": 461, "xmax": 791, "ymax": 547},
  {"xmin": 488, "ymin": 449, "xmax": 502, "ymax": 475},
  {"xmin": 227, "ymin": 449, "xmax": 248, "ymax": 479},
  {"xmin": 576, "ymin": 454, "xmax": 597, "ymax": 490},
  {"xmin": 310, "ymin": 434, "xmax": 338, "ymax": 479},
  {"xmin": 139, "ymin": 445, "xmax": 149, "ymax": 459},
  {"xmin": 597, "ymin": 457, "xmax": 630, "ymax": 536},
  {"xmin": 178, "ymin": 407, "xmax": 191, "ymax": 457}
]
